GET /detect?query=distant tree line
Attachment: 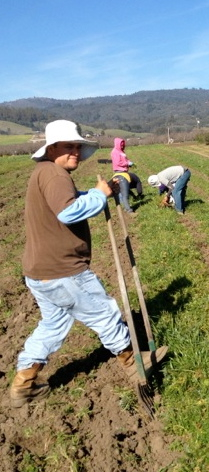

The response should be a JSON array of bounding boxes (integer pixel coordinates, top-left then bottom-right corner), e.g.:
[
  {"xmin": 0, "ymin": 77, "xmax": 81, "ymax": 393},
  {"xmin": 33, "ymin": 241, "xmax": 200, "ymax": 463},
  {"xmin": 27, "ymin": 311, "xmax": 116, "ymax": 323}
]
[
  {"xmin": 0, "ymin": 88, "xmax": 209, "ymax": 133},
  {"xmin": 0, "ymin": 106, "xmax": 50, "ymax": 130}
]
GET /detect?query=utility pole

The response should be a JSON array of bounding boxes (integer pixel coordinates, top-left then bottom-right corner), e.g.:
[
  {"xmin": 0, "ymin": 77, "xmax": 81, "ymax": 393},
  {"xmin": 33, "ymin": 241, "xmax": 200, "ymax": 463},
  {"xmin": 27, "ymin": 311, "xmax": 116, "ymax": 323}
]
[{"xmin": 167, "ymin": 127, "xmax": 170, "ymax": 144}]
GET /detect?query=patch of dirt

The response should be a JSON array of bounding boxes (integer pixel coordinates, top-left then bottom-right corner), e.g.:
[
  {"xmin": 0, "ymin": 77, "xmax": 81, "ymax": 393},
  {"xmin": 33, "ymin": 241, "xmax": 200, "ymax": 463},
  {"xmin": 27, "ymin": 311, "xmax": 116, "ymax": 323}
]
[{"xmin": 0, "ymin": 181, "xmax": 180, "ymax": 472}]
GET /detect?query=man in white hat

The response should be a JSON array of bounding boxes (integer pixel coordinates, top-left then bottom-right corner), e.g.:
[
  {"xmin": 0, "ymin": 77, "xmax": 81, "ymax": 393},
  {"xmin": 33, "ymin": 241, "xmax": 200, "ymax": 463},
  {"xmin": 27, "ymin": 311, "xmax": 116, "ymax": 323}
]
[
  {"xmin": 148, "ymin": 165, "xmax": 191, "ymax": 214},
  {"xmin": 10, "ymin": 120, "xmax": 167, "ymax": 407}
]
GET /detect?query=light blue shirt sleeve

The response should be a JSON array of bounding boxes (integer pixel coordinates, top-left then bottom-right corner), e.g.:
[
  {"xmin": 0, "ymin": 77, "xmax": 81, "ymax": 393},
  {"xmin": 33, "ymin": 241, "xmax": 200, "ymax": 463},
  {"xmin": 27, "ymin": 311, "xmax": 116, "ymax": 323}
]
[{"xmin": 57, "ymin": 188, "xmax": 107, "ymax": 224}]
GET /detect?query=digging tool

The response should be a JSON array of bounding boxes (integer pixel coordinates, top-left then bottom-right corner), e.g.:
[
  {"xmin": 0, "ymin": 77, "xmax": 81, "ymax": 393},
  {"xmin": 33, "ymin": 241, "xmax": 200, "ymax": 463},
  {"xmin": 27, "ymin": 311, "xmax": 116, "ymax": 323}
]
[
  {"xmin": 97, "ymin": 175, "xmax": 156, "ymax": 418},
  {"xmin": 113, "ymin": 193, "xmax": 156, "ymax": 352}
]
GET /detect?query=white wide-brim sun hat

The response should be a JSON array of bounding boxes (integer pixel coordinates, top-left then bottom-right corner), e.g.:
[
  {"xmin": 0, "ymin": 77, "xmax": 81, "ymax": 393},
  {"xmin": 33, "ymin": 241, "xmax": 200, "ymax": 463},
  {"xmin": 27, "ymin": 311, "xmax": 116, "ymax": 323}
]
[{"xmin": 31, "ymin": 120, "xmax": 98, "ymax": 161}]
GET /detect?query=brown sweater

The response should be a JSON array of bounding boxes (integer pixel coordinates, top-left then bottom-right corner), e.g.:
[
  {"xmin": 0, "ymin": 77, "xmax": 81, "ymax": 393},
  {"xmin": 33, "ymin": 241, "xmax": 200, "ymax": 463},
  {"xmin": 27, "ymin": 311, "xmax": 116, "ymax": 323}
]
[{"xmin": 22, "ymin": 161, "xmax": 91, "ymax": 279}]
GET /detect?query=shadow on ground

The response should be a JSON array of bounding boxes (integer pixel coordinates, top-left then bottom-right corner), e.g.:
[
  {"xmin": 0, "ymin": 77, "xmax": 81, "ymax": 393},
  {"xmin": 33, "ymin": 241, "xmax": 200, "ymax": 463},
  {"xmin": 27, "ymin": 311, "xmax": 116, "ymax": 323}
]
[
  {"xmin": 185, "ymin": 198, "xmax": 204, "ymax": 208},
  {"xmin": 48, "ymin": 345, "xmax": 112, "ymax": 389}
]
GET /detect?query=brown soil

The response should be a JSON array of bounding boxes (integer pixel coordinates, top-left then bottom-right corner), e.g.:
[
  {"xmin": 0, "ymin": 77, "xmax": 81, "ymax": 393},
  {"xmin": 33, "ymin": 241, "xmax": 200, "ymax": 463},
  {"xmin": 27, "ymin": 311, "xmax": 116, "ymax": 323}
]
[
  {"xmin": 0, "ymin": 286, "xmax": 178, "ymax": 472},
  {"xmin": 0, "ymin": 169, "xmax": 181, "ymax": 472}
]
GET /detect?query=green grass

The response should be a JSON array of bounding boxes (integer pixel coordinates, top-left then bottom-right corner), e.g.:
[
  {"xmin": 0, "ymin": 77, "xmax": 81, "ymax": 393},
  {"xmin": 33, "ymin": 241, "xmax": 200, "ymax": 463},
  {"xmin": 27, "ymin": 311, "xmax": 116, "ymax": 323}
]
[
  {"xmin": 1, "ymin": 143, "xmax": 209, "ymax": 471},
  {"xmin": 0, "ymin": 120, "xmax": 33, "ymax": 135},
  {"xmin": 89, "ymin": 143, "xmax": 209, "ymax": 470},
  {"xmin": 114, "ymin": 386, "xmax": 138, "ymax": 413},
  {"xmin": 104, "ymin": 128, "xmax": 149, "ymax": 138},
  {"xmin": 80, "ymin": 123, "xmax": 149, "ymax": 138},
  {"xmin": 19, "ymin": 451, "xmax": 43, "ymax": 472},
  {"xmin": 0, "ymin": 134, "xmax": 33, "ymax": 145}
]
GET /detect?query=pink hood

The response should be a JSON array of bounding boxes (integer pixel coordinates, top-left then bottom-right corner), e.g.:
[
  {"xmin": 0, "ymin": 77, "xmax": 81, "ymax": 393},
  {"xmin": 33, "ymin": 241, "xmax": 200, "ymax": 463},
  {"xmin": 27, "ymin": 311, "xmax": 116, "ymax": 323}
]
[{"xmin": 110, "ymin": 138, "xmax": 131, "ymax": 172}]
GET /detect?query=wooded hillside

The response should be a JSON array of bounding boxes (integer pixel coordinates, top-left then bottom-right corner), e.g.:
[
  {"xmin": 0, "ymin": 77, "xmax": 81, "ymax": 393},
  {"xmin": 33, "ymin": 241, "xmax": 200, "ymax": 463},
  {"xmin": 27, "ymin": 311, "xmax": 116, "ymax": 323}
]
[{"xmin": 0, "ymin": 88, "xmax": 209, "ymax": 134}]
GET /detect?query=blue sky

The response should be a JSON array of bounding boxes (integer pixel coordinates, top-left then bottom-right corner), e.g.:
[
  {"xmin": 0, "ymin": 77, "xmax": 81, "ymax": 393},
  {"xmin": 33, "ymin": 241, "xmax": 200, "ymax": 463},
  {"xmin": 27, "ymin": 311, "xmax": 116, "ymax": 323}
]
[{"xmin": 1, "ymin": 0, "xmax": 209, "ymax": 102}]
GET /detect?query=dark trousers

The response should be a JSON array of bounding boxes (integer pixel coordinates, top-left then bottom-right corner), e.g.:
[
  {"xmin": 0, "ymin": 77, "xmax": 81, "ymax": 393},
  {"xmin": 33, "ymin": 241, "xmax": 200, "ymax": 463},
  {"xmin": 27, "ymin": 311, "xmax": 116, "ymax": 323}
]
[{"xmin": 129, "ymin": 172, "xmax": 143, "ymax": 195}]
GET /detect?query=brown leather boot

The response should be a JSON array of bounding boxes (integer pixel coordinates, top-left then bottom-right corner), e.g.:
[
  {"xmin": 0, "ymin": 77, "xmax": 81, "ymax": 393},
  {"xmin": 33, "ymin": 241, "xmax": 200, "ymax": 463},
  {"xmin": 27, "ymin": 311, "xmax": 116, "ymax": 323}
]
[
  {"xmin": 117, "ymin": 345, "xmax": 168, "ymax": 384},
  {"xmin": 10, "ymin": 363, "xmax": 50, "ymax": 408}
]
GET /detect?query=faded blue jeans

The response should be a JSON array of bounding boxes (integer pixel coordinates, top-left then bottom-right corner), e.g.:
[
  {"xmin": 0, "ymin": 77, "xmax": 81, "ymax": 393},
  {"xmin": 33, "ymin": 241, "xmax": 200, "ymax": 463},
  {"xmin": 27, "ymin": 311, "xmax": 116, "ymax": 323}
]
[
  {"xmin": 17, "ymin": 270, "xmax": 130, "ymax": 371},
  {"xmin": 172, "ymin": 169, "xmax": 191, "ymax": 213},
  {"xmin": 116, "ymin": 175, "xmax": 132, "ymax": 212}
]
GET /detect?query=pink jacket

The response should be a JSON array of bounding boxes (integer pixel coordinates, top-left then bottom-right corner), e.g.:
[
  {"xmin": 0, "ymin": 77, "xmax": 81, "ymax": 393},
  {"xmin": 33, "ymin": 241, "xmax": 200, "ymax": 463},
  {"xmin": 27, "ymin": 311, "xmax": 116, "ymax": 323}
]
[{"xmin": 110, "ymin": 138, "xmax": 132, "ymax": 172}]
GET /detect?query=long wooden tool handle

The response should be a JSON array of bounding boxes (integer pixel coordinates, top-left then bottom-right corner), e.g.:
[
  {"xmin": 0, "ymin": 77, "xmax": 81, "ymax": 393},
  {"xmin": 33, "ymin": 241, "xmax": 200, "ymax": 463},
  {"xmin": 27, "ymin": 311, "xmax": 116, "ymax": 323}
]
[
  {"xmin": 114, "ymin": 194, "xmax": 156, "ymax": 351},
  {"xmin": 97, "ymin": 175, "xmax": 147, "ymax": 384}
]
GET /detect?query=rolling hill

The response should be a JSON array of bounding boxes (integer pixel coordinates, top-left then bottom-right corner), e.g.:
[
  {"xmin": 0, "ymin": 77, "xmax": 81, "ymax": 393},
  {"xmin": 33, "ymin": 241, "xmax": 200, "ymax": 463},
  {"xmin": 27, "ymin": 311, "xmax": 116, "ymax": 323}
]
[{"xmin": 0, "ymin": 88, "xmax": 209, "ymax": 134}]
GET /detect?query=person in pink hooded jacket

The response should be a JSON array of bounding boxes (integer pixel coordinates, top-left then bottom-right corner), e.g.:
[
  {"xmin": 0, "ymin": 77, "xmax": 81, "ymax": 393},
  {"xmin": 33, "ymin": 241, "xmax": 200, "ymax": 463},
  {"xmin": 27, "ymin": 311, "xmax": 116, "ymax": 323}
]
[{"xmin": 111, "ymin": 138, "xmax": 143, "ymax": 213}]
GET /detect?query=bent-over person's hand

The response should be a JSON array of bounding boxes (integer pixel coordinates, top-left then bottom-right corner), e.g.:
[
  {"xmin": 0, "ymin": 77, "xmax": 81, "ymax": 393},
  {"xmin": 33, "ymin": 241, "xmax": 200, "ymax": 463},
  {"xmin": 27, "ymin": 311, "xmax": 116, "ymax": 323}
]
[{"xmin": 160, "ymin": 195, "xmax": 171, "ymax": 207}]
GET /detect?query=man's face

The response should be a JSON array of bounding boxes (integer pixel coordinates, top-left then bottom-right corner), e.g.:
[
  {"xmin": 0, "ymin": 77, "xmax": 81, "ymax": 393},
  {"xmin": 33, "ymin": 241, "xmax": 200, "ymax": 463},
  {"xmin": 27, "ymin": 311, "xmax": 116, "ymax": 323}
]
[{"xmin": 47, "ymin": 142, "xmax": 82, "ymax": 170}]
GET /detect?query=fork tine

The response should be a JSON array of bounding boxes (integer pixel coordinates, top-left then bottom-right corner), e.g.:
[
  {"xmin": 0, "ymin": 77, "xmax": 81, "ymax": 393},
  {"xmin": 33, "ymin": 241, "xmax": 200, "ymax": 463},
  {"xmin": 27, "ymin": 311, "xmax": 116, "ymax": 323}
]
[{"xmin": 137, "ymin": 383, "xmax": 155, "ymax": 419}]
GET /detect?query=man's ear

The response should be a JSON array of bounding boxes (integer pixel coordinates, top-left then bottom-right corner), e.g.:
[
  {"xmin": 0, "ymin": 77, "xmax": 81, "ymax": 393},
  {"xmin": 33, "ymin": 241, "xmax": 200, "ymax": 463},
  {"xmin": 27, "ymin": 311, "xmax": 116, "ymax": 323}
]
[{"xmin": 46, "ymin": 144, "xmax": 56, "ymax": 160}]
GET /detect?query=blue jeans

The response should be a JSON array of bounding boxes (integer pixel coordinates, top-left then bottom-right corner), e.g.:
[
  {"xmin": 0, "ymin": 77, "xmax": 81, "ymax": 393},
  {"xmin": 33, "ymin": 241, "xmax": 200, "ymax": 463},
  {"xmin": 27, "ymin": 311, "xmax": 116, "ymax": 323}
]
[
  {"xmin": 172, "ymin": 169, "xmax": 191, "ymax": 213},
  {"xmin": 17, "ymin": 270, "xmax": 130, "ymax": 370},
  {"xmin": 116, "ymin": 175, "xmax": 132, "ymax": 212}
]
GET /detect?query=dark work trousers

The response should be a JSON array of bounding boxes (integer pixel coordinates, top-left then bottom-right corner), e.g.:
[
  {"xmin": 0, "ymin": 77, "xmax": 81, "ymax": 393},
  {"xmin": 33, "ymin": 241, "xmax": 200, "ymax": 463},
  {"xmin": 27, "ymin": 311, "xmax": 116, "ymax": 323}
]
[{"xmin": 129, "ymin": 172, "xmax": 143, "ymax": 195}]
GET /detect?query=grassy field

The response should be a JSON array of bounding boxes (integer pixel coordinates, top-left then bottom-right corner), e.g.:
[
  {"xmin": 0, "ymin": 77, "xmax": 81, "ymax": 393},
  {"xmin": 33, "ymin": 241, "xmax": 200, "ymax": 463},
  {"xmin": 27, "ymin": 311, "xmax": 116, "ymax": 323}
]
[
  {"xmin": 0, "ymin": 121, "xmax": 148, "ymax": 142},
  {"xmin": 0, "ymin": 120, "xmax": 33, "ymax": 135},
  {"xmin": 0, "ymin": 143, "xmax": 209, "ymax": 471},
  {"xmin": 0, "ymin": 134, "xmax": 33, "ymax": 145},
  {"xmin": 74, "ymin": 143, "xmax": 209, "ymax": 470},
  {"xmin": 73, "ymin": 123, "xmax": 149, "ymax": 138}
]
